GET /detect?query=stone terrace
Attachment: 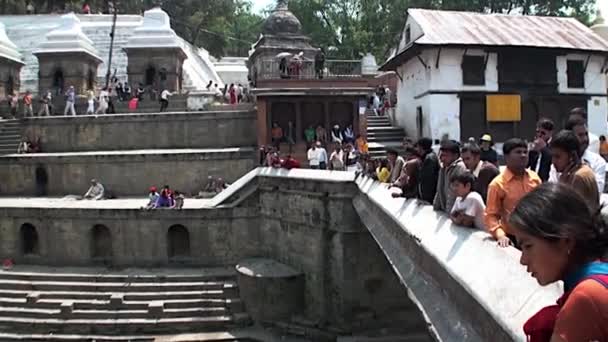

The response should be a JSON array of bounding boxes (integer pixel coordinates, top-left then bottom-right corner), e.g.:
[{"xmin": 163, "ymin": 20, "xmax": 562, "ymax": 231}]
[{"xmin": 0, "ymin": 109, "xmax": 258, "ymax": 197}]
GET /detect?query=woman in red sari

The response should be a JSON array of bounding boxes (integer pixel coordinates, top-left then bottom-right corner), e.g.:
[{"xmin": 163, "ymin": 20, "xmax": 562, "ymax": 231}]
[
  {"xmin": 228, "ymin": 84, "xmax": 237, "ymax": 105},
  {"xmin": 508, "ymin": 183, "xmax": 608, "ymax": 342}
]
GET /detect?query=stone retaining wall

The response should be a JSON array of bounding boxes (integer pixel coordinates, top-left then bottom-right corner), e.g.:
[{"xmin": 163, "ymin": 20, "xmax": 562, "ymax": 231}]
[
  {"xmin": 21, "ymin": 110, "xmax": 256, "ymax": 152},
  {"xmin": 0, "ymin": 148, "xmax": 255, "ymax": 196}
]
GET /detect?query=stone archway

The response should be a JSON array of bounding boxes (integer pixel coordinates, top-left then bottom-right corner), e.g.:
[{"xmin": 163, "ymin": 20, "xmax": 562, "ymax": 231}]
[
  {"xmin": 52, "ymin": 68, "xmax": 64, "ymax": 94},
  {"xmin": 91, "ymin": 225, "xmax": 112, "ymax": 262},
  {"xmin": 35, "ymin": 165, "xmax": 48, "ymax": 196},
  {"xmin": 87, "ymin": 69, "xmax": 95, "ymax": 91},
  {"xmin": 167, "ymin": 225, "xmax": 190, "ymax": 259},
  {"xmin": 145, "ymin": 65, "xmax": 156, "ymax": 87},
  {"xmin": 6, "ymin": 75, "xmax": 14, "ymax": 95},
  {"xmin": 20, "ymin": 223, "xmax": 39, "ymax": 256}
]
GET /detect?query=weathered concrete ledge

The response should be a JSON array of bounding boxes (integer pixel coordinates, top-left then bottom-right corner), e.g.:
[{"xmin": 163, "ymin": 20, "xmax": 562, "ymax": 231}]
[
  {"xmin": 0, "ymin": 148, "xmax": 256, "ymax": 197},
  {"xmin": 212, "ymin": 168, "xmax": 561, "ymax": 341},
  {"xmin": 21, "ymin": 110, "xmax": 256, "ymax": 152}
]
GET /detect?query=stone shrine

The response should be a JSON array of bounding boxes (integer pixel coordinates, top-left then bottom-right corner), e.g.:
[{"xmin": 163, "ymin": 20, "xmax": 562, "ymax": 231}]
[
  {"xmin": 0, "ymin": 22, "xmax": 23, "ymax": 98},
  {"xmin": 33, "ymin": 13, "xmax": 103, "ymax": 95},
  {"xmin": 123, "ymin": 7, "xmax": 187, "ymax": 92}
]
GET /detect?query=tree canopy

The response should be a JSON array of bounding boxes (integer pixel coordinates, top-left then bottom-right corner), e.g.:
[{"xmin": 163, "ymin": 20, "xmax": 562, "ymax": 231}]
[{"xmin": 0, "ymin": 0, "xmax": 598, "ymax": 60}]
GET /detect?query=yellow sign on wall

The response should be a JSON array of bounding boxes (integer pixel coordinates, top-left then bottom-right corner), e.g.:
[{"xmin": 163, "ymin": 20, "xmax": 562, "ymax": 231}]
[{"xmin": 486, "ymin": 95, "xmax": 521, "ymax": 122}]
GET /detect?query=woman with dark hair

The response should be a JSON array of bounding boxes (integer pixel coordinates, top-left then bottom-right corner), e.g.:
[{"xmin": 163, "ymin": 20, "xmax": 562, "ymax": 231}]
[
  {"xmin": 508, "ymin": 183, "xmax": 608, "ymax": 342},
  {"xmin": 550, "ymin": 130, "xmax": 599, "ymax": 210}
]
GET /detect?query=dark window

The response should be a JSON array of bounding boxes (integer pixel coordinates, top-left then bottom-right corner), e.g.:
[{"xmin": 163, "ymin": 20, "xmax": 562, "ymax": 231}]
[
  {"xmin": 91, "ymin": 225, "xmax": 112, "ymax": 261},
  {"xmin": 462, "ymin": 55, "xmax": 485, "ymax": 85},
  {"xmin": 167, "ymin": 225, "xmax": 190, "ymax": 259},
  {"xmin": 20, "ymin": 223, "xmax": 39, "ymax": 255},
  {"xmin": 405, "ymin": 26, "xmax": 411, "ymax": 45},
  {"xmin": 567, "ymin": 60, "xmax": 585, "ymax": 88}
]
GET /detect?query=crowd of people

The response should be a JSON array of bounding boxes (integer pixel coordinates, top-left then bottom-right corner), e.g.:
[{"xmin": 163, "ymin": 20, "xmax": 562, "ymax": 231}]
[
  {"xmin": 4, "ymin": 79, "xmax": 184, "ymax": 118},
  {"xmin": 205, "ymin": 82, "xmax": 249, "ymax": 105}
]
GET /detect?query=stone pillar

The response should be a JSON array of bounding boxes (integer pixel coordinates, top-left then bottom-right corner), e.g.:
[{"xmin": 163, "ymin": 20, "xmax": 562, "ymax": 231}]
[
  {"xmin": 124, "ymin": 50, "xmax": 186, "ymax": 92},
  {"xmin": 295, "ymin": 100, "xmax": 302, "ymax": 144},
  {"xmin": 0, "ymin": 59, "xmax": 23, "ymax": 99},
  {"xmin": 257, "ymin": 97, "xmax": 268, "ymax": 147},
  {"xmin": 36, "ymin": 53, "xmax": 101, "ymax": 95}
]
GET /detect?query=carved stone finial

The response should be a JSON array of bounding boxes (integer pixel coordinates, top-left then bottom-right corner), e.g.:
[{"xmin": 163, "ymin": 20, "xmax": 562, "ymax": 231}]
[{"xmin": 276, "ymin": 0, "xmax": 288, "ymax": 11}]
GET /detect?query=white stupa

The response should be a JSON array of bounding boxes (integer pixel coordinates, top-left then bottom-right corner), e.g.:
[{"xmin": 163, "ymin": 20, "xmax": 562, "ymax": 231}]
[
  {"xmin": 361, "ymin": 52, "xmax": 379, "ymax": 76},
  {"xmin": 591, "ymin": 10, "xmax": 608, "ymax": 43},
  {"xmin": 124, "ymin": 7, "xmax": 184, "ymax": 50},
  {"xmin": 33, "ymin": 12, "xmax": 102, "ymax": 61},
  {"xmin": 0, "ymin": 22, "xmax": 23, "ymax": 64}
]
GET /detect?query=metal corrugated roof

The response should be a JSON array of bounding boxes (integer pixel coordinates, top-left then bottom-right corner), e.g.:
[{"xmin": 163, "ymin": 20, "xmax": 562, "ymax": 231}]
[{"xmin": 409, "ymin": 8, "xmax": 608, "ymax": 52}]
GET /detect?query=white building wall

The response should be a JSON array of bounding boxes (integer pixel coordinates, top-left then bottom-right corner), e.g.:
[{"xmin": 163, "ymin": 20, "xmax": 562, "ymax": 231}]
[
  {"xmin": 395, "ymin": 49, "xmax": 432, "ymax": 137},
  {"xmin": 556, "ymin": 54, "xmax": 608, "ymax": 136},
  {"xmin": 394, "ymin": 47, "xmax": 498, "ymax": 140},
  {"xmin": 429, "ymin": 48, "xmax": 498, "ymax": 92},
  {"xmin": 556, "ymin": 54, "xmax": 607, "ymax": 94},
  {"xmin": 428, "ymin": 94, "xmax": 460, "ymax": 140}
]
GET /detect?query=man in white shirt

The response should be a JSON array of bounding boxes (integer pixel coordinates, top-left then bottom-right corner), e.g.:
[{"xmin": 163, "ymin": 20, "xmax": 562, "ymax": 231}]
[
  {"xmin": 570, "ymin": 107, "xmax": 600, "ymax": 154},
  {"xmin": 307, "ymin": 144, "xmax": 321, "ymax": 169},
  {"xmin": 450, "ymin": 171, "xmax": 486, "ymax": 230},
  {"xmin": 316, "ymin": 141, "xmax": 328, "ymax": 170},
  {"xmin": 549, "ymin": 116, "xmax": 606, "ymax": 193},
  {"xmin": 83, "ymin": 179, "xmax": 105, "ymax": 200},
  {"xmin": 160, "ymin": 89, "xmax": 172, "ymax": 112}
]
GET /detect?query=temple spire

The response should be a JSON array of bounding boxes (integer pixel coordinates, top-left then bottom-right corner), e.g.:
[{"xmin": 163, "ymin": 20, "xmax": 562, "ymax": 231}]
[{"xmin": 276, "ymin": 0, "xmax": 288, "ymax": 11}]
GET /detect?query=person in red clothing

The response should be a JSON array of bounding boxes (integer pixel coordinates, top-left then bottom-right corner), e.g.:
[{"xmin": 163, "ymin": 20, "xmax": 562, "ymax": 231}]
[
  {"xmin": 508, "ymin": 183, "xmax": 608, "ymax": 342},
  {"xmin": 82, "ymin": 3, "xmax": 91, "ymax": 14},
  {"xmin": 281, "ymin": 155, "xmax": 301, "ymax": 170}
]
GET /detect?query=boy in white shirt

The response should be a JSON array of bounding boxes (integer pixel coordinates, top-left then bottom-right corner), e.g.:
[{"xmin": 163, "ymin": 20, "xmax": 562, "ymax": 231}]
[{"xmin": 449, "ymin": 171, "xmax": 486, "ymax": 230}]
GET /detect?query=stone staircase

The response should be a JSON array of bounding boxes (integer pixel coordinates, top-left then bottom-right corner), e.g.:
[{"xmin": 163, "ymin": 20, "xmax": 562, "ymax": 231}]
[
  {"xmin": 0, "ymin": 120, "xmax": 22, "ymax": 155},
  {"xmin": 366, "ymin": 116, "xmax": 405, "ymax": 158},
  {"xmin": 0, "ymin": 268, "xmax": 251, "ymax": 341}
]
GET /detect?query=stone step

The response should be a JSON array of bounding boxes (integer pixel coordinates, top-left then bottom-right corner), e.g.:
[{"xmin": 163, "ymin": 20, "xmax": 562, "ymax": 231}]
[
  {"xmin": 0, "ymin": 279, "xmax": 237, "ymax": 293},
  {"xmin": 0, "ymin": 332, "xmax": 153, "ymax": 341},
  {"xmin": 0, "ymin": 306, "xmax": 229, "ymax": 320},
  {"xmin": 0, "ymin": 269, "xmax": 236, "ymax": 283},
  {"xmin": 367, "ymin": 126, "xmax": 404, "ymax": 132},
  {"xmin": 0, "ymin": 289, "xmax": 234, "ymax": 301},
  {"xmin": 0, "ymin": 315, "xmax": 235, "ymax": 335},
  {"xmin": 0, "ymin": 297, "xmax": 244, "ymax": 312}
]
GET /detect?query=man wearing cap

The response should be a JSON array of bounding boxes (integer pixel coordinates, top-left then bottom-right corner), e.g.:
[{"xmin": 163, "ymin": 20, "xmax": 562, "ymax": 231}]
[
  {"xmin": 145, "ymin": 186, "xmax": 159, "ymax": 210},
  {"xmin": 83, "ymin": 179, "xmax": 105, "ymax": 200},
  {"xmin": 480, "ymin": 134, "xmax": 498, "ymax": 166}
]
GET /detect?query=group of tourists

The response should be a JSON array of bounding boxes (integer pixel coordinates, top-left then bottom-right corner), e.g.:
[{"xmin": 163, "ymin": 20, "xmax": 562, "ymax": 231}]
[
  {"xmin": 206, "ymin": 82, "xmax": 248, "ymax": 105},
  {"xmin": 4, "ymin": 80, "xmax": 177, "ymax": 118},
  {"xmin": 363, "ymin": 107, "xmax": 608, "ymax": 342},
  {"xmin": 143, "ymin": 185, "xmax": 185, "ymax": 210}
]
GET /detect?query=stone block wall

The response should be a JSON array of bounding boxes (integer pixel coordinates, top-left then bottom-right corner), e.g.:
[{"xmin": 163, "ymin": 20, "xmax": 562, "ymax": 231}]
[
  {"xmin": 22, "ymin": 110, "xmax": 257, "ymax": 152},
  {"xmin": 0, "ymin": 170, "xmax": 423, "ymax": 335},
  {"xmin": 0, "ymin": 207, "xmax": 259, "ymax": 266},
  {"xmin": 0, "ymin": 60, "xmax": 22, "ymax": 99},
  {"xmin": 0, "ymin": 149, "xmax": 256, "ymax": 197},
  {"xmin": 36, "ymin": 53, "xmax": 101, "ymax": 95}
]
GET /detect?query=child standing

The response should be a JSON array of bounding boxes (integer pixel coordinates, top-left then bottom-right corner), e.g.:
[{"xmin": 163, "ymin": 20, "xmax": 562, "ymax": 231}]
[{"xmin": 449, "ymin": 171, "xmax": 486, "ymax": 230}]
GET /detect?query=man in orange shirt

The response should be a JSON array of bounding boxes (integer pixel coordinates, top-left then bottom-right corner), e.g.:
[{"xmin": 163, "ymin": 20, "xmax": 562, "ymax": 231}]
[{"xmin": 484, "ymin": 138, "xmax": 541, "ymax": 248}]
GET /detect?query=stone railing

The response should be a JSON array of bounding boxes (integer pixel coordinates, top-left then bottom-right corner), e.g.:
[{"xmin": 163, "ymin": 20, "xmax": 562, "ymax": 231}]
[{"xmin": 257, "ymin": 59, "xmax": 362, "ymax": 80}]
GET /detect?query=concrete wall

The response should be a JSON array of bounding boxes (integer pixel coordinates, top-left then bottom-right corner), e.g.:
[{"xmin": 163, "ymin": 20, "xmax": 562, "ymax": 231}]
[
  {"xmin": 0, "ymin": 170, "xmax": 425, "ymax": 336},
  {"xmin": 0, "ymin": 148, "xmax": 255, "ymax": 196},
  {"xmin": 22, "ymin": 110, "xmax": 257, "ymax": 152}
]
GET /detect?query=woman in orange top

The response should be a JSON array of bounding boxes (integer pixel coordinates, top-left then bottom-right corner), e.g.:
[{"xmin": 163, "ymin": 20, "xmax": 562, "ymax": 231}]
[
  {"xmin": 508, "ymin": 183, "xmax": 608, "ymax": 342},
  {"xmin": 355, "ymin": 135, "xmax": 368, "ymax": 154}
]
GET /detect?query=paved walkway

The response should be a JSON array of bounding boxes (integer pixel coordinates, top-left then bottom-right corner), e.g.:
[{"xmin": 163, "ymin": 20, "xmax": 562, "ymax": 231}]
[{"xmin": 0, "ymin": 197, "xmax": 214, "ymax": 209}]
